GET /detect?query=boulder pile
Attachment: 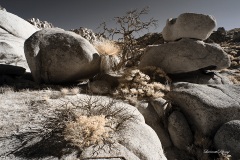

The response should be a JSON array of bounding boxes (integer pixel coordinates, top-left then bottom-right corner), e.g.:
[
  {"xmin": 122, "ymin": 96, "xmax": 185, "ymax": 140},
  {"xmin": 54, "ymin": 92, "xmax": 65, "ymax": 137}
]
[
  {"xmin": 28, "ymin": 18, "xmax": 54, "ymax": 29},
  {"xmin": 139, "ymin": 13, "xmax": 239, "ymax": 160},
  {"xmin": 0, "ymin": 8, "xmax": 239, "ymax": 160},
  {"xmin": 70, "ymin": 27, "xmax": 105, "ymax": 43},
  {"xmin": 140, "ymin": 13, "xmax": 231, "ymax": 74}
]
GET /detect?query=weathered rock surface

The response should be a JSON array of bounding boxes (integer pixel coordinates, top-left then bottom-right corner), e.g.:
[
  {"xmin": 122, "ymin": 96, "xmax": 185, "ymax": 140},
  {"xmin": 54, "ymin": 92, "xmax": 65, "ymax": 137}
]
[
  {"xmin": 168, "ymin": 70, "xmax": 233, "ymax": 85},
  {"xmin": 214, "ymin": 120, "xmax": 240, "ymax": 160},
  {"xmin": 28, "ymin": 18, "xmax": 54, "ymax": 29},
  {"xmin": 0, "ymin": 10, "xmax": 38, "ymax": 39},
  {"xmin": 70, "ymin": 27, "xmax": 105, "ymax": 43},
  {"xmin": 24, "ymin": 28, "xmax": 101, "ymax": 83},
  {"xmin": 208, "ymin": 27, "xmax": 231, "ymax": 43},
  {"xmin": 167, "ymin": 82, "xmax": 240, "ymax": 136},
  {"xmin": 0, "ymin": 92, "xmax": 167, "ymax": 160},
  {"xmin": 137, "ymin": 102, "xmax": 172, "ymax": 149},
  {"xmin": 0, "ymin": 10, "xmax": 38, "ymax": 72},
  {"xmin": 168, "ymin": 111, "xmax": 193, "ymax": 150},
  {"xmin": 88, "ymin": 80, "xmax": 111, "ymax": 94},
  {"xmin": 162, "ymin": 13, "xmax": 216, "ymax": 41},
  {"xmin": 139, "ymin": 38, "xmax": 231, "ymax": 74},
  {"xmin": 100, "ymin": 55, "xmax": 120, "ymax": 73}
]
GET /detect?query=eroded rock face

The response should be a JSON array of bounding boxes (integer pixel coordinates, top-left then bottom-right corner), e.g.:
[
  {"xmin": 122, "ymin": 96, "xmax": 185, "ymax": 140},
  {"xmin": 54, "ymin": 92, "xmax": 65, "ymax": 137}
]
[
  {"xmin": 167, "ymin": 82, "xmax": 240, "ymax": 136},
  {"xmin": 139, "ymin": 38, "xmax": 230, "ymax": 74},
  {"xmin": 24, "ymin": 28, "xmax": 101, "ymax": 83},
  {"xmin": 28, "ymin": 18, "xmax": 54, "ymax": 29},
  {"xmin": 0, "ymin": 10, "xmax": 38, "ymax": 39},
  {"xmin": 162, "ymin": 13, "xmax": 216, "ymax": 41},
  {"xmin": 0, "ymin": 10, "xmax": 38, "ymax": 71},
  {"xmin": 168, "ymin": 111, "xmax": 193, "ymax": 151},
  {"xmin": 70, "ymin": 27, "xmax": 105, "ymax": 43},
  {"xmin": 214, "ymin": 120, "xmax": 240, "ymax": 160}
]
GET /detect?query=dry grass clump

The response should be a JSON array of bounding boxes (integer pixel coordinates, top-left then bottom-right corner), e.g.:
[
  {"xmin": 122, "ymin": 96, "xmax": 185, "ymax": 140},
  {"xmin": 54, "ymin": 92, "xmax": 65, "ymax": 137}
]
[
  {"xmin": 228, "ymin": 75, "xmax": 240, "ymax": 84},
  {"xmin": 64, "ymin": 115, "xmax": 110, "ymax": 149},
  {"xmin": 62, "ymin": 97, "xmax": 135, "ymax": 150},
  {"xmin": 113, "ymin": 67, "xmax": 171, "ymax": 105},
  {"xmin": 93, "ymin": 40, "xmax": 121, "ymax": 56},
  {"xmin": 0, "ymin": 85, "xmax": 14, "ymax": 94},
  {"xmin": 60, "ymin": 87, "xmax": 81, "ymax": 96}
]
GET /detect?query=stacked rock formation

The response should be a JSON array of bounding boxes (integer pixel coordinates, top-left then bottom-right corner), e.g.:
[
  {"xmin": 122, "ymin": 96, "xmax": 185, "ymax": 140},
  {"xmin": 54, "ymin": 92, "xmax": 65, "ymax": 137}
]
[
  {"xmin": 28, "ymin": 18, "xmax": 54, "ymax": 29},
  {"xmin": 140, "ymin": 13, "xmax": 231, "ymax": 74}
]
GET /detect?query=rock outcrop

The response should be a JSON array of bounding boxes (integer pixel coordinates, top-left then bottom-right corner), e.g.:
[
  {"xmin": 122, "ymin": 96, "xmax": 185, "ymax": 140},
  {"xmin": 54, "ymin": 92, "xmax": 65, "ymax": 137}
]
[
  {"xmin": 0, "ymin": 10, "xmax": 38, "ymax": 71},
  {"xmin": 28, "ymin": 18, "xmax": 54, "ymax": 29},
  {"xmin": 0, "ymin": 10, "xmax": 37, "ymax": 39},
  {"xmin": 162, "ymin": 13, "xmax": 216, "ymax": 41},
  {"xmin": 70, "ymin": 27, "xmax": 104, "ymax": 43},
  {"xmin": 168, "ymin": 82, "xmax": 240, "ymax": 136},
  {"xmin": 214, "ymin": 120, "xmax": 240, "ymax": 160},
  {"xmin": 139, "ymin": 38, "xmax": 230, "ymax": 74},
  {"xmin": 24, "ymin": 28, "xmax": 101, "ymax": 83}
]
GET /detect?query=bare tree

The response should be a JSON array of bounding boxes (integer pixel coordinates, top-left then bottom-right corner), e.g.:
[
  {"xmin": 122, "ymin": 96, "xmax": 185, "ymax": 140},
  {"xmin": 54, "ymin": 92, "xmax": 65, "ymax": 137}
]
[{"xmin": 98, "ymin": 6, "xmax": 158, "ymax": 70}]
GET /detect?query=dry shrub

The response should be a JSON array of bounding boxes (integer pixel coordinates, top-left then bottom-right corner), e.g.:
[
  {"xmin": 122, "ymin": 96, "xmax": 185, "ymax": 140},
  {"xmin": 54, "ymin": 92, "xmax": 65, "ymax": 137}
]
[
  {"xmin": 70, "ymin": 87, "xmax": 81, "ymax": 95},
  {"xmin": 62, "ymin": 97, "xmax": 136, "ymax": 150},
  {"xmin": 64, "ymin": 115, "xmax": 110, "ymax": 149},
  {"xmin": 0, "ymin": 86, "xmax": 14, "ymax": 94},
  {"xmin": 113, "ymin": 67, "xmax": 171, "ymax": 105},
  {"xmin": 61, "ymin": 88, "xmax": 69, "ymax": 96},
  {"xmin": 228, "ymin": 75, "xmax": 240, "ymax": 84},
  {"xmin": 60, "ymin": 87, "xmax": 81, "ymax": 96},
  {"xmin": 93, "ymin": 40, "xmax": 121, "ymax": 56}
]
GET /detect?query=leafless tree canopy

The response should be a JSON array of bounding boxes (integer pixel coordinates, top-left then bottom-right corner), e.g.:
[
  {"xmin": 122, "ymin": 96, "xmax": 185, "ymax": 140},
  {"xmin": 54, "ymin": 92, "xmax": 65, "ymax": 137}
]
[{"xmin": 98, "ymin": 7, "xmax": 158, "ymax": 70}]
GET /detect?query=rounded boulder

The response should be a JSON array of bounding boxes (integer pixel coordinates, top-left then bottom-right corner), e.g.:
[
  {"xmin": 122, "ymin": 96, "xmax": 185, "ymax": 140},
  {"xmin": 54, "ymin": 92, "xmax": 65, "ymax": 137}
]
[
  {"xmin": 24, "ymin": 28, "xmax": 101, "ymax": 83},
  {"xmin": 162, "ymin": 13, "xmax": 216, "ymax": 41},
  {"xmin": 214, "ymin": 120, "xmax": 240, "ymax": 160}
]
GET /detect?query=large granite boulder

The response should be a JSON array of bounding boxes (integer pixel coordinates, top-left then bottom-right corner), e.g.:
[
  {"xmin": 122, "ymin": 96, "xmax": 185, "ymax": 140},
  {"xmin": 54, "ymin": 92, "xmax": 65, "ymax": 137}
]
[
  {"xmin": 0, "ymin": 10, "xmax": 38, "ymax": 71},
  {"xmin": 139, "ymin": 38, "xmax": 230, "ymax": 74},
  {"xmin": 162, "ymin": 13, "xmax": 216, "ymax": 41},
  {"xmin": 167, "ymin": 83, "xmax": 240, "ymax": 136},
  {"xmin": 214, "ymin": 120, "xmax": 240, "ymax": 160},
  {"xmin": 24, "ymin": 28, "xmax": 101, "ymax": 83}
]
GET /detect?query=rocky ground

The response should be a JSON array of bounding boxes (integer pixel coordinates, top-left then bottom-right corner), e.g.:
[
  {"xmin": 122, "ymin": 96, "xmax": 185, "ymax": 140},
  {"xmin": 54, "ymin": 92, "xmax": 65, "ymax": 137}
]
[{"xmin": 0, "ymin": 8, "xmax": 240, "ymax": 160}]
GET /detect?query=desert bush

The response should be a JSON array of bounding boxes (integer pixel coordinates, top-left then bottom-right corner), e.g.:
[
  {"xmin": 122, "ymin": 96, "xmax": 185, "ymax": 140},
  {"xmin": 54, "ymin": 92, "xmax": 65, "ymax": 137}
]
[
  {"xmin": 93, "ymin": 40, "xmax": 121, "ymax": 73},
  {"xmin": 113, "ymin": 66, "xmax": 171, "ymax": 105},
  {"xmin": 64, "ymin": 115, "xmax": 110, "ymax": 149},
  {"xmin": 228, "ymin": 75, "xmax": 240, "ymax": 84},
  {"xmin": 62, "ymin": 97, "xmax": 136, "ymax": 151},
  {"xmin": 3, "ymin": 96, "xmax": 136, "ymax": 157},
  {"xmin": 93, "ymin": 40, "xmax": 121, "ymax": 56}
]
